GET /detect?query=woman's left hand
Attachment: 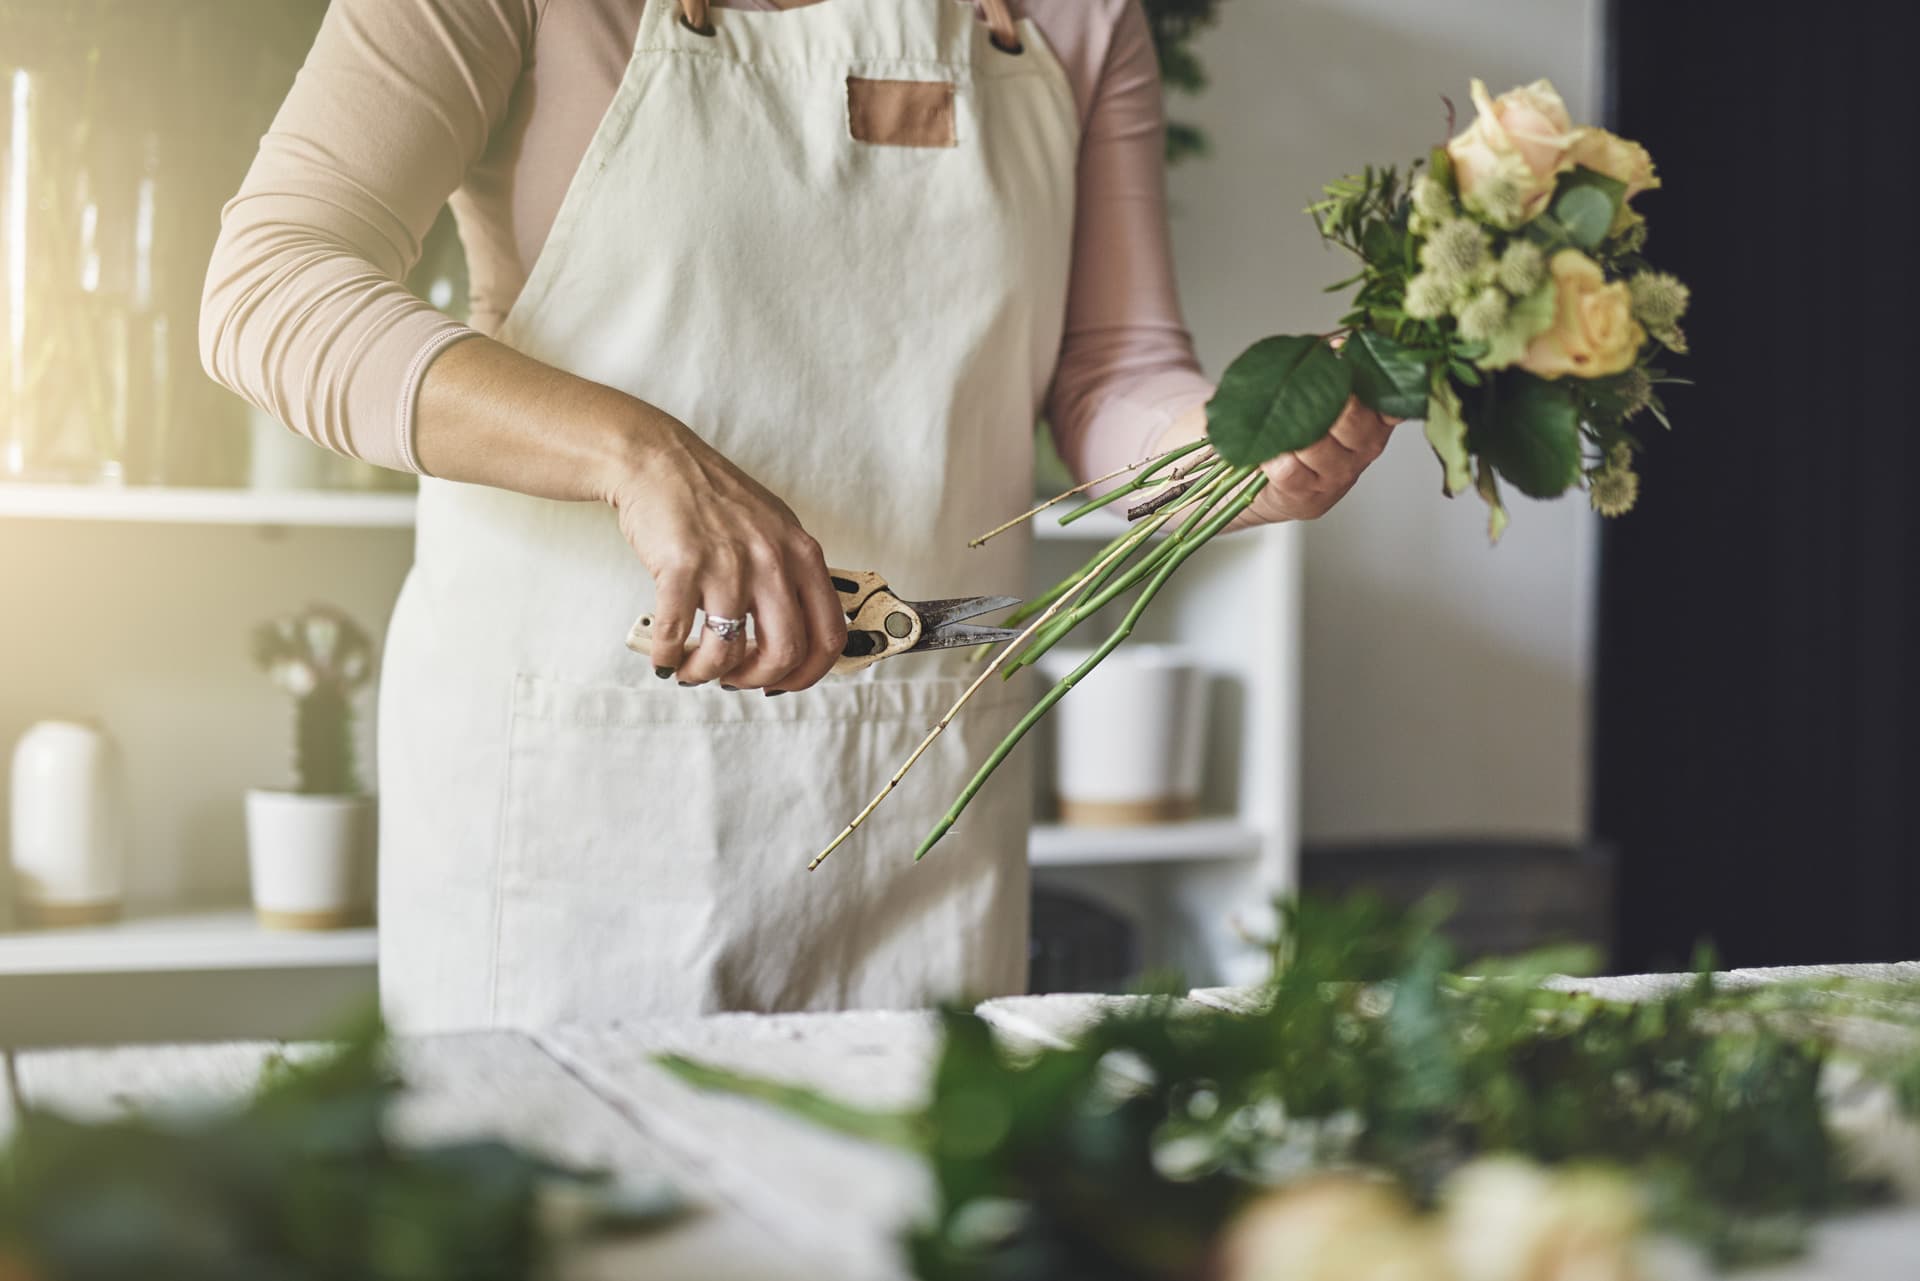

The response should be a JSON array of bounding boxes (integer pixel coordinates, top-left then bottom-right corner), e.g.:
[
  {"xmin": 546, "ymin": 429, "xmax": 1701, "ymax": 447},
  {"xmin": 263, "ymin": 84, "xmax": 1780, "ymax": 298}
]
[
  {"xmin": 1151, "ymin": 397, "xmax": 1401, "ymax": 530},
  {"xmin": 1243, "ymin": 396, "xmax": 1400, "ymax": 527}
]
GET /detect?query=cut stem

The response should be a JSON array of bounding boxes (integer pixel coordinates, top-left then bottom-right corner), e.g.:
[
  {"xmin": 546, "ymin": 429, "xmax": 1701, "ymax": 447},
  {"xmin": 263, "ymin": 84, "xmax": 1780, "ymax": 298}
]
[
  {"xmin": 1004, "ymin": 465, "xmax": 1255, "ymax": 676},
  {"xmin": 914, "ymin": 472, "xmax": 1271, "ymax": 861},
  {"xmin": 966, "ymin": 439, "xmax": 1209, "ymax": 549},
  {"xmin": 1058, "ymin": 452, "xmax": 1219, "ymax": 527},
  {"xmin": 808, "ymin": 502, "xmax": 1186, "ymax": 871}
]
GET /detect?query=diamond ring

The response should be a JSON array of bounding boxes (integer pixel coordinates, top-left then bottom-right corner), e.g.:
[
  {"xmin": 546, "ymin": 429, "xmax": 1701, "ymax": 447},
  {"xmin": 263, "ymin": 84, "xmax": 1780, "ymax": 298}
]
[{"xmin": 705, "ymin": 614, "xmax": 747, "ymax": 642}]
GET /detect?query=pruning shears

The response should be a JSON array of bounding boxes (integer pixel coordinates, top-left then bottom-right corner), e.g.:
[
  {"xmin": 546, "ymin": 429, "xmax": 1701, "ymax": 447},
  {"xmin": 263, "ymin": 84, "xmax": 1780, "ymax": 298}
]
[{"xmin": 625, "ymin": 569, "xmax": 1024, "ymax": 676}]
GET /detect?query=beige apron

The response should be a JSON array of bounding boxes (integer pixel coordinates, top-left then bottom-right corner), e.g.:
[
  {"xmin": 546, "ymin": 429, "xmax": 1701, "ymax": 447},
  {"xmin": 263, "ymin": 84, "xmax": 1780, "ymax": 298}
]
[{"xmin": 377, "ymin": 0, "xmax": 1081, "ymax": 1032}]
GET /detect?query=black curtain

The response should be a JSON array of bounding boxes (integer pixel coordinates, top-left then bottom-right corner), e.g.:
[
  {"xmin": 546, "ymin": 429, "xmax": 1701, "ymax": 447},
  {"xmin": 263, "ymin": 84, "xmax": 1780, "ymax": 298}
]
[{"xmin": 1596, "ymin": 2, "xmax": 1920, "ymax": 970}]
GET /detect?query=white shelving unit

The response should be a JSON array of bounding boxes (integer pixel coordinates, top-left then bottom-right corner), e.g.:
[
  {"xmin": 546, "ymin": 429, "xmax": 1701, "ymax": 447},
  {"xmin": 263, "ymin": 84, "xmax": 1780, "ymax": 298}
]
[
  {"xmin": 0, "ymin": 483, "xmax": 416, "ymax": 527},
  {"xmin": 0, "ymin": 909, "xmax": 376, "ymax": 977},
  {"xmin": 3, "ymin": 478, "xmax": 1299, "ymax": 1035}
]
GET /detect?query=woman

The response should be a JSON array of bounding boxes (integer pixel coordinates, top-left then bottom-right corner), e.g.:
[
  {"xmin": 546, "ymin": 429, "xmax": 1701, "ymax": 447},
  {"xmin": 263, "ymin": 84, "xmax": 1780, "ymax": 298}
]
[{"xmin": 202, "ymin": 0, "xmax": 1394, "ymax": 1033}]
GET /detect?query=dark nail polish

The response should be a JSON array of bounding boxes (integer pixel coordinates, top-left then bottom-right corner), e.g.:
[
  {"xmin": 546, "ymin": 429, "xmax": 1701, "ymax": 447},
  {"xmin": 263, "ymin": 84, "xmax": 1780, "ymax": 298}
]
[
  {"xmin": 765, "ymin": 690, "xmax": 787, "ymax": 698},
  {"xmin": 655, "ymin": 667, "xmax": 674, "ymax": 680},
  {"xmin": 721, "ymin": 685, "xmax": 739, "ymax": 692},
  {"xmin": 678, "ymin": 681, "xmax": 696, "ymax": 688}
]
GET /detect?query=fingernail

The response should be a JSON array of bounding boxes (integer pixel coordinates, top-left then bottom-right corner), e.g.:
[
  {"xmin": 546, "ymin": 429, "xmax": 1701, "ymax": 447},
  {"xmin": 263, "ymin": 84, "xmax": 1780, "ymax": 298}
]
[
  {"xmin": 765, "ymin": 690, "xmax": 786, "ymax": 698},
  {"xmin": 678, "ymin": 681, "xmax": 696, "ymax": 688},
  {"xmin": 721, "ymin": 685, "xmax": 739, "ymax": 692},
  {"xmin": 655, "ymin": 666, "xmax": 674, "ymax": 680}
]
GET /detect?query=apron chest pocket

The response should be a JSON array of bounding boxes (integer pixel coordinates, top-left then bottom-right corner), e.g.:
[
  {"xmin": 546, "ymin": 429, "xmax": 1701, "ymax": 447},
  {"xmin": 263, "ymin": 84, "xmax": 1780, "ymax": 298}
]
[{"xmin": 846, "ymin": 76, "xmax": 957, "ymax": 148}]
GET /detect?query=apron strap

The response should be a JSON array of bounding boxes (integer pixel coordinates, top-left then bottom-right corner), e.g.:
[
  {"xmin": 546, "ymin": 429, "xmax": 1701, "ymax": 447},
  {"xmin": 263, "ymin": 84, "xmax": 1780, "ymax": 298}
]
[{"xmin": 675, "ymin": 0, "xmax": 1023, "ymax": 52}]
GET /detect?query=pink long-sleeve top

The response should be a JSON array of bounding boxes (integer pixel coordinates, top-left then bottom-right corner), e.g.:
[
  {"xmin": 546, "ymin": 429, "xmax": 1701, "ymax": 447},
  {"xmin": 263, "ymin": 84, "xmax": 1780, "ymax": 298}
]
[{"xmin": 200, "ymin": 0, "xmax": 1213, "ymax": 480}]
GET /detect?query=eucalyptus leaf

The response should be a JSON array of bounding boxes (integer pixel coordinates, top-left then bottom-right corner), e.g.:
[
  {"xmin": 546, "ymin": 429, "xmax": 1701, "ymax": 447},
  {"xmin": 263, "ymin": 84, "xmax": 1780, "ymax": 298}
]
[
  {"xmin": 1477, "ymin": 374, "xmax": 1583, "ymax": 499},
  {"xmin": 1205, "ymin": 335, "xmax": 1352, "ymax": 466},
  {"xmin": 1554, "ymin": 185, "xmax": 1615, "ymax": 251},
  {"xmin": 1346, "ymin": 330, "xmax": 1431, "ymax": 419},
  {"xmin": 1425, "ymin": 378, "xmax": 1471, "ymax": 498}
]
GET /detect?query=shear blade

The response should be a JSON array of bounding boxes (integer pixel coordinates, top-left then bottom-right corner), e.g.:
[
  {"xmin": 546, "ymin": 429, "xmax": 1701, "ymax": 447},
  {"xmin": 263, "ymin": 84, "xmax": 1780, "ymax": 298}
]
[
  {"xmin": 910, "ymin": 594, "xmax": 1022, "ymax": 632},
  {"xmin": 914, "ymin": 621, "xmax": 1025, "ymax": 652}
]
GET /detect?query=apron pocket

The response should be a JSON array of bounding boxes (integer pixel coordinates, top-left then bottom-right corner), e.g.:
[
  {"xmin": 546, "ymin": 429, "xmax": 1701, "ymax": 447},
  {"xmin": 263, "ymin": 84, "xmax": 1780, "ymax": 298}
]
[{"xmin": 493, "ymin": 670, "xmax": 1031, "ymax": 1024}]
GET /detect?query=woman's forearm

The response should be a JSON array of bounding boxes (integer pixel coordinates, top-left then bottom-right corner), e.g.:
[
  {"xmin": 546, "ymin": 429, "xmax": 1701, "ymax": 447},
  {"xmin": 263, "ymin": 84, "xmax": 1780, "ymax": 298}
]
[{"xmin": 412, "ymin": 336, "xmax": 672, "ymax": 504}]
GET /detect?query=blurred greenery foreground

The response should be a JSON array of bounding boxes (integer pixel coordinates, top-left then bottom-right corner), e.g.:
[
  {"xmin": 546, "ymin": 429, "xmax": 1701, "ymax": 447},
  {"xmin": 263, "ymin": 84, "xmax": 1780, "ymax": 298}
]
[
  {"xmin": 667, "ymin": 898, "xmax": 1920, "ymax": 1281},
  {"xmin": 0, "ymin": 1016, "xmax": 683, "ymax": 1281},
  {"xmin": 4, "ymin": 899, "xmax": 1920, "ymax": 1279}
]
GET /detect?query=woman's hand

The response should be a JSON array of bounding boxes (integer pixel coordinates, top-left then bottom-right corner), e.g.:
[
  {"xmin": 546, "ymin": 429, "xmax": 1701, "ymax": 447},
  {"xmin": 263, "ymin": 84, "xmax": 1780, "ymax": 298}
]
[
  {"xmin": 1244, "ymin": 397, "xmax": 1400, "ymax": 527},
  {"xmin": 1151, "ymin": 397, "xmax": 1401, "ymax": 530},
  {"xmin": 413, "ymin": 337, "xmax": 848, "ymax": 694},
  {"xmin": 608, "ymin": 421, "xmax": 848, "ymax": 692}
]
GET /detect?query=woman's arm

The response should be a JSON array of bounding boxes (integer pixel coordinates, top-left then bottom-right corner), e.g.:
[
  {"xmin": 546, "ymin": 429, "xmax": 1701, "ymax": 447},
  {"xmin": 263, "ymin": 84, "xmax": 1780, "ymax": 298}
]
[
  {"xmin": 1046, "ymin": 0, "xmax": 1394, "ymax": 530},
  {"xmin": 201, "ymin": 0, "xmax": 845, "ymax": 690}
]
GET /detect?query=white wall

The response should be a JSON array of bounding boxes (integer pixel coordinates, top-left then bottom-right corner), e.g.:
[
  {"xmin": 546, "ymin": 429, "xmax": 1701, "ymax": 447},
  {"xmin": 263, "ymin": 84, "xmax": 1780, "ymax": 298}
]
[
  {"xmin": 0, "ymin": 521, "xmax": 409, "ymax": 911},
  {"xmin": 1164, "ymin": 0, "xmax": 1606, "ymax": 843}
]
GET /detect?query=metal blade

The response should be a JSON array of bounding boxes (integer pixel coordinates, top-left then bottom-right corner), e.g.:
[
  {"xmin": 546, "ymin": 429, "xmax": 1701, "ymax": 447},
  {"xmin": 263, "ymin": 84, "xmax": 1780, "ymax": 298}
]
[
  {"xmin": 908, "ymin": 594, "xmax": 1023, "ymax": 632},
  {"xmin": 913, "ymin": 621, "xmax": 1026, "ymax": 652}
]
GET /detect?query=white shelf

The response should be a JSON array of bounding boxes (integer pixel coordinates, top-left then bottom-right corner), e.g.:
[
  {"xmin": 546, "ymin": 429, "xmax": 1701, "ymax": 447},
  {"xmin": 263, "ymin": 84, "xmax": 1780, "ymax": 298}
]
[
  {"xmin": 1029, "ymin": 819, "xmax": 1264, "ymax": 868},
  {"xmin": 0, "ymin": 484, "xmax": 417, "ymax": 528},
  {"xmin": 0, "ymin": 909, "xmax": 377, "ymax": 977}
]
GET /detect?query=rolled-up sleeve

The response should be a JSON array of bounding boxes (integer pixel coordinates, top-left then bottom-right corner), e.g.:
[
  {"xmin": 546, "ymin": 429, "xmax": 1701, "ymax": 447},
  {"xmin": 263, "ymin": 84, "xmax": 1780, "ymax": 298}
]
[
  {"xmin": 199, "ymin": 0, "xmax": 538, "ymax": 473},
  {"xmin": 1045, "ymin": 0, "xmax": 1214, "ymax": 484}
]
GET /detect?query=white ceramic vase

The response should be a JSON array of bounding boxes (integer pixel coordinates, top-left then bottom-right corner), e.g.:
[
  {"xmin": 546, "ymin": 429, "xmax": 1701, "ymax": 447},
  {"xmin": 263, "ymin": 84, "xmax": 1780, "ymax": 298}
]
[
  {"xmin": 9, "ymin": 720, "xmax": 128, "ymax": 926},
  {"xmin": 247, "ymin": 405, "xmax": 337, "ymax": 491},
  {"xmin": 245, "ymin": 790, "xmax": 376, "ymax": 930},
  {"xmin": 1038, "ymin": 646, "xmax": 1210, "ymax": 826}
]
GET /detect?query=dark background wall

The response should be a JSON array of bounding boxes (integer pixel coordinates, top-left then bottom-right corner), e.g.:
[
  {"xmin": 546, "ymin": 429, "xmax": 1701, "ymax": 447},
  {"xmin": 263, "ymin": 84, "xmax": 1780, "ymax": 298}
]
[{"xmin": 1597, "ymin": 1, "xmax": 1920, "ymax": 970}]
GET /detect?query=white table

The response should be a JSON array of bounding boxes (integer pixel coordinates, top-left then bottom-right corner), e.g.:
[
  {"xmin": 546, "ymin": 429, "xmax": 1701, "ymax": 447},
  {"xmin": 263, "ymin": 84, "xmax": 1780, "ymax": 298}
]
[{"xmin": 5, "ymin": 973, "xmax": 1919, "ymax": 1280}]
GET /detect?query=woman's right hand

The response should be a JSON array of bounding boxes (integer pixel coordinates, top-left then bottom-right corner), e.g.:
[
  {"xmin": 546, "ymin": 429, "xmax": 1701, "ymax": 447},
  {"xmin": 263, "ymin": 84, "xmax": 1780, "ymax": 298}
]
[{"xmin": 606, "ymin": 416, "xmax": 849, "ymax": 693}]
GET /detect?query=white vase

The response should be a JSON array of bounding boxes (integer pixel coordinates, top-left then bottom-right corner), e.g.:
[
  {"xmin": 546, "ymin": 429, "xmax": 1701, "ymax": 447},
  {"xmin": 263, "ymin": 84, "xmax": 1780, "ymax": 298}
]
[
  {"xmin": 9, "ymin": 720, "xmax": 128, "ymax": 927},
  {"xmin": 245, "ymin": 790, "xmax": 376, "ymax": 930},
  {"xmin": 1038, "ymin": 646, "xmax": 1210, "ymax": 826},
  {"xmin": 247, "ymin": 406, "xmax": 337, "ymax": 491}
]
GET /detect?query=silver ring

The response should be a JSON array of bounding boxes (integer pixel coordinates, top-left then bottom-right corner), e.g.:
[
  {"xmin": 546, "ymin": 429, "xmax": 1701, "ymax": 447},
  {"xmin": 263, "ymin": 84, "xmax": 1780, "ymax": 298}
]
[{"xmin": 705, "ymin": 614, "xmax": 747, "ymax": 642}]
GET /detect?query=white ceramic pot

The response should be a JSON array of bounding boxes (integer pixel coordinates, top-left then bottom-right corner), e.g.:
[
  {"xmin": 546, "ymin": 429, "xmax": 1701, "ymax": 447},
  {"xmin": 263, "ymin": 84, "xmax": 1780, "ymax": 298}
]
[
  {"xmin": 1038, "ymin": 646, "xmax": 1210, "ymax": 826},
  {"xmin": 247, "ymin": 405, "xmax": 337, "ymax": 491},
  {"xmin": 9, "ymin": 720, "xmax": 128, "ymax": 926},
  {"xmin": 245, "ymin": 790, "xmax": 376, "ymax": 930}
]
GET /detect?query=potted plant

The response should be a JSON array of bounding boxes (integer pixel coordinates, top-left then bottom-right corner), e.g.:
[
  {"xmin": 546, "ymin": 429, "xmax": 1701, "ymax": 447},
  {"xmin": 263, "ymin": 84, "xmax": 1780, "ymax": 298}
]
[{"xmin": 245, "ymin": 605, "xmax": 376, "ymax": 930}]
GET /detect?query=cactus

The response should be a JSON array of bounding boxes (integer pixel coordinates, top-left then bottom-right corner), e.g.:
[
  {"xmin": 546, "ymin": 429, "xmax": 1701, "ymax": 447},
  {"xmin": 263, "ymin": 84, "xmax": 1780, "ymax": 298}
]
[{"xmin": 253, "ymin": 605, "xmax": 375, "ymax": 796}]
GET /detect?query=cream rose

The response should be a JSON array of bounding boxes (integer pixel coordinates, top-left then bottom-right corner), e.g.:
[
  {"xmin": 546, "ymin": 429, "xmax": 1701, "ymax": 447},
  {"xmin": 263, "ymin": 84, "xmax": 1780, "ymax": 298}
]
[
  {"xmin": 1445, "ymin": 79, "xmax": 1579, "ymax": 228},
  {"xmin": 1519, "ymin": 250, "xmax": 1646, "ymax": 380},
  {"xmin": 1441, "ymin": 1158, "xmax": 1644, "ymax": 1281},
  {"xmin": 1567, "ymin": 128, "xmax": 1659, "ymax": 231},
  {"xmin": 1219, "ymin": 1177, "xmax": 1455, "ymax": 1281}
]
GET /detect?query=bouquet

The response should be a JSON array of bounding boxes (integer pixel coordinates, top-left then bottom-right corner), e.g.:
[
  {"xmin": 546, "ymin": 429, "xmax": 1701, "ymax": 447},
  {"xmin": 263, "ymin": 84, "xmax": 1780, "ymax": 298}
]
[{"xmin": 812, "ymin": 79, "xmax": 1688, "ymax": 869}]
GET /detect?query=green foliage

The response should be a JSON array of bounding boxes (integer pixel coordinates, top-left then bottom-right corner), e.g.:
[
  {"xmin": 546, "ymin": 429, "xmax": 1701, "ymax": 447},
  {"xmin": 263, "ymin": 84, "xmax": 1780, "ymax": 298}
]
[
  {"xmin": 672, "ymin": 895, "xmax": 1920, "ymax": 1281},
  {"xmin": 0, "ymin": 1015, "xmax": 682, "ymax": 1280},
  {"xmin": 253, "ymin": 606, "xmax": 375, "ymax": 796},
  {"xmin": 1205, "ymin": 335, "xmax": 1352, "ymax": 465},
  {"xmin": 1424, "ymin": 376, "xmax": 1471, "ymax": 497},
  {"xmin": 1476, "ymin": 278, "xmax": 1558, "ymax": 372},
  {"xmin": 1472, "ymin": 372, "xmax": 1585, "ymax": 499},
  {"xmin": 295, "ymin": 688, "xmax": 359, "ymax": 796},
  {"xmin": 1140, "ymin": 0, "xmax": 1224, "ymax": 164},
  {"xmin": 1344, "ymin": 330, "xmax": 1430, "ymax": 419}
]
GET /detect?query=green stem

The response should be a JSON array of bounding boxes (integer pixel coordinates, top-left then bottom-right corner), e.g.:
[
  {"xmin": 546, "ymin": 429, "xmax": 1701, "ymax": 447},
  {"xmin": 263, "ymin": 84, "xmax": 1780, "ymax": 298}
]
[
  {"xmin": 1000, "ymin": 494, "xmax": 1188, "ymax": 631},
  {"xmin": 1004, "ymin": 465, "xmax": 1255, "ymax": 676},
  {"xmin": 914, "ymin": 472, "xmax": 1269, "ymax": 862},
  {"xmin": 1058, "ymin": 456, "xmax": 1221, "ymax": 527}
]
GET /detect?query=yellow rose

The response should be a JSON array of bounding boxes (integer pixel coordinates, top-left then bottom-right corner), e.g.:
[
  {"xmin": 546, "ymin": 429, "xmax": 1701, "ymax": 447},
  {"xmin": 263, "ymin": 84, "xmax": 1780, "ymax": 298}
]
[
  {"xmin": 1567, "ymin": 128, "xmax": 1659, "ymax": 231},
  {"xmin": 1520, "ymin": 250, "xmax": 1646, "ymax": 380},
  {"xmin": 1219, "ymin": 1177, "xmax": 1456, "ymax": 1281},
  {"xmin": 1445, "ymin": 79, "xmax": 1580, "ymax": 228}
]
